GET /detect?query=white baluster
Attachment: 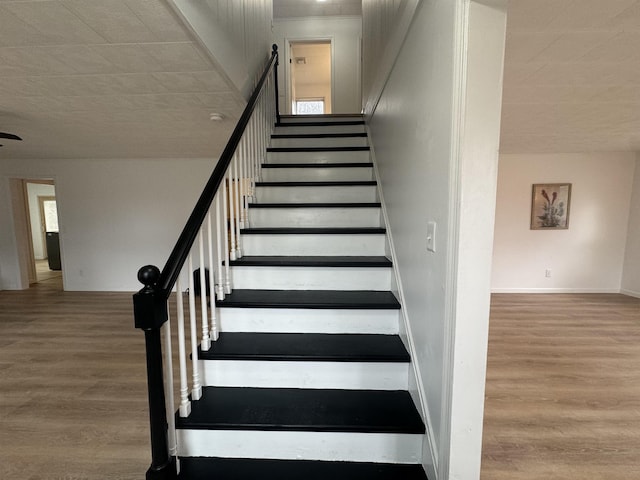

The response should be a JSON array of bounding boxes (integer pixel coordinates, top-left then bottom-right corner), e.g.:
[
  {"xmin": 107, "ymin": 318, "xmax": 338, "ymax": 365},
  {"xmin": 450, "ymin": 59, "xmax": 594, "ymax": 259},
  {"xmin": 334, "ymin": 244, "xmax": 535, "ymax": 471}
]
[
  {"xmin": 187, "ymin": 254, "xmax": 202, "ymax": 401},
  {"xmin": 233, "ymin": 154, "xmax": 242, "ymax": 258},
  {"xmin": 176, "ymin": 275, "xmax": 191, "ymax": 417},
  {"xmin": 248, "ymin": 121, "xmax": 257, "ymax": 202},
  {"xmin": 215, "ymin": 193, "xmax": 225, "ymax": 300},
  {"xmin": 207, "ymin": 211, "xmax": 219, "ymax": 340},
  {"xmin": 227, "ymin": 169, "xmax": 237, "ymax": 261},
  {"xmin": 162, "ymin": 310, "xmax": 177, "ymax": 455},
  {"xmin": 221, "ymin": 178, "xmax": 232, "ymax": 294},
  {"xmin": 198, "ymin": 230, "xmax": 210, "ymax": 351},
  {"xmin": 239, "ymin": 138, "xmax": 249, "ymax": 228},
  {"xmin": 252, "ymin": 116, "xmax": 261, "ymax": 184}
]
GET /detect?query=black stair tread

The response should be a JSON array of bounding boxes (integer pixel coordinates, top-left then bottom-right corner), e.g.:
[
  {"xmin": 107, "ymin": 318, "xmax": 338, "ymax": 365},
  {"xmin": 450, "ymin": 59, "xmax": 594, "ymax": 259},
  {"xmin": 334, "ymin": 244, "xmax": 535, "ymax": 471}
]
[
  {"xmin": 279, "ymin": 114, "xmax": 363, "ymax": 119},
  {"xmin": 199, "ymin": 333, "xmax": 410, "ymax": 362},
  {"xmin": 178, "ymin": 457, "xmax": 428, "ymax": 480},
  {"xmin": 276, "ymin": 120, "xmax": 365, "ymax": 127},
  {"xmin": 216, "ymin": 289, "xmax": 400, "ymax": 309},
  {"xmin": 272, "ymin": 132, "xmax": 368, "ymax": 139},
  {"xmin": 267, "ymin": 146, "xmax": 370, "ymax": 152},
  {"xmin": 261, "ymin": 162, "xmax": 373, "ymax": 168},
  {"xmin": 228, "ymin": 255, "xmax": 392, "ymax": 267},
  {"xmin": 177, "ymin": 386, "xmax": 425, "ymax": 434},
  {"xmin": 240, "ymin": 227, "xmax": 385, "ymax": 234},
  {"xmin": 256, "ymin": 180, "xmax": 377, "ymax": 187},
  {"xmin": 248, "ymin": 202, "xmax": 381, "ymax": 208}
]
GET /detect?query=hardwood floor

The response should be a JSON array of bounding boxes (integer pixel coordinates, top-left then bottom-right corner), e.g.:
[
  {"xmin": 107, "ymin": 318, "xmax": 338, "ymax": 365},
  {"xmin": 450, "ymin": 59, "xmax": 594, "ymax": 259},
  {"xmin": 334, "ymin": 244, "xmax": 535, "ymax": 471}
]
[
  {"xmin": 482, "ymin": 293, "xmax": 640, "ymax": 480},
  {"xmin": 2, "ymin": 286, "xmax": 639, "ymax": 479},
  {"xmin": 0, "ymin": 281, "xmax": 149, "ymax": 479}
]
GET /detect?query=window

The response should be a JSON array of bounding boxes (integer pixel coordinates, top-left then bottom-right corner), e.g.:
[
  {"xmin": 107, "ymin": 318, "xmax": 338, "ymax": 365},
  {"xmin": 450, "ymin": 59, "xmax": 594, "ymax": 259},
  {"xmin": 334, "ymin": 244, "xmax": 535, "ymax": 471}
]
[{"xmin": 295, "ymin": 98, "xmax": 325, "ymax": 115}]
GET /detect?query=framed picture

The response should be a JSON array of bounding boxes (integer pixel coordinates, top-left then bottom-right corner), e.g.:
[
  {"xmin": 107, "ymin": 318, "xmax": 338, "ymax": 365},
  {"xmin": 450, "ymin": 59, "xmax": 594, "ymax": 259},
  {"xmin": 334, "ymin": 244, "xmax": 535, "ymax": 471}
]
[{"xmin": 530, "ymin": 183, "xmax": 571, "ymax": 230}]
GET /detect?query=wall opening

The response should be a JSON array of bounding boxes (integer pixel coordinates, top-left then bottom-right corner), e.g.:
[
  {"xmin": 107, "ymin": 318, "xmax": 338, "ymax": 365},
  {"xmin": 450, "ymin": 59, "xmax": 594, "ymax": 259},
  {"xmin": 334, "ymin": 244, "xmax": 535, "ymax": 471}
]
[
  {"xmin": 289, "ymin": 40, "xmax": 332, "ymax": 115},
  {"xmin": 23, "ymin": 179, "xmax": 62, "ymax": 289}
]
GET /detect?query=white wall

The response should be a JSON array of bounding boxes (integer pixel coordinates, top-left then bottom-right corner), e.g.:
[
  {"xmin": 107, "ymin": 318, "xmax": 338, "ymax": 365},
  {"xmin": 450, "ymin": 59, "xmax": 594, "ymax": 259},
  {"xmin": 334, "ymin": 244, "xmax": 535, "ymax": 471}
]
[
  {"xmin": 26, "ymin": 183, "xmax": 56, "ymax": 260},
  {"xmin": 0, "ymin": 158, "xmax": 213, "ymax": 291},
  {"xmin": 273, "ymin": 16, "xmax": 362, "ymax": 114},
  {"xmin": 622, "ymin": 156, "xmax": 640, "ymax": 297},
  {"xmin": 447, "ymin": 2, "xmax": 506, "ymax": 480},
  {"xmin": 362, "ymin": 0, "xmax": 420, "ymax": 116},
  {"xmin": 492, "ymin": 153, "xmax": 636, "ymax": 293},
  {"xmin": 366, "ymin": 1, "xmax": 506, "ymax": 479},
  {"xmin": 169, "ymin": 0, "xmax": 273, "ymax": 99}
]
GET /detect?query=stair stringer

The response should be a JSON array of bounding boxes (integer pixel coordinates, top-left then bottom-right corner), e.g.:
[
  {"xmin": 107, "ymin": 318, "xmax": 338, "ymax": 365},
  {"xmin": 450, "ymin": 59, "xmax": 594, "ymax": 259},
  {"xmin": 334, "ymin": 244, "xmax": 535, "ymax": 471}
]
[{"xmin": 367, "ymin": 126, "xmax": 438, "ymax": 480}]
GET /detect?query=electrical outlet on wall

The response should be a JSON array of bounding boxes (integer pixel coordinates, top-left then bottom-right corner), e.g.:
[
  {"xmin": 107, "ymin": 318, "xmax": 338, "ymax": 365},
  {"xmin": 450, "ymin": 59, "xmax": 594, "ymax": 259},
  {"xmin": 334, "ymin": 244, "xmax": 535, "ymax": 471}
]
[{"xmin": 545, "ymin": 268, "xmax": 552, "ymax": 278}]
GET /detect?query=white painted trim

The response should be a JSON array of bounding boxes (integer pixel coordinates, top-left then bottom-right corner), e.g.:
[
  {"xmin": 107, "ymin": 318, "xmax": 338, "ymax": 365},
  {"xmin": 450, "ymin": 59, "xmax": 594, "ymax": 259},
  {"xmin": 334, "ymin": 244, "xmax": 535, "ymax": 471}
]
[
  {"xmin": 363, "ymin": 0, "xmax": 420, "ymax": 118},
  {"xmin": 284, "ymin": 36, "xmax": 335, "ymax": 116},
  {"xmin": 621, "ymin": 289, "xmax": 640, "ymax": 299},
  {"xmin": 366, "ymin": 125, "xmax": 437, "ymax": 477},
  {"xmin": 438, "ymin": 1, "xmax": 470, "ymax": 480},
  {"xmin": 491, "ymin": 288, "xmax": 623, "ymax": 294},
  {"xmin": 177, "ymin": 429, "xmax": 423, "ymax": 463}
]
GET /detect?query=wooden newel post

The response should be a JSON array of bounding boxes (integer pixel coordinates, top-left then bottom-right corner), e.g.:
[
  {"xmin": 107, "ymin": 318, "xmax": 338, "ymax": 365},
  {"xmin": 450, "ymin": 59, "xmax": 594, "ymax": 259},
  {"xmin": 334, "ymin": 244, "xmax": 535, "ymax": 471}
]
[
  {"xmin": 272, "ymin": 44, "xmax": 281, "ymax": 124},
  {"xmin": 133, "ymin": 265, "xmax": 177, "ymax": 480}
]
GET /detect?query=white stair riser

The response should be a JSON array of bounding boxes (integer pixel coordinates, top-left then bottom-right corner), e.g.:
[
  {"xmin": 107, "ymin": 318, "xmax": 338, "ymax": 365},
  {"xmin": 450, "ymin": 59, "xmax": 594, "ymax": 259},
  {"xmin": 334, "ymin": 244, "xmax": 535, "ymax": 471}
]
[
  {"xmin": 217, "ymin": 308, "xmax": 399, "ymax": 334},
  {"xmin": 177, "ymin": 430, "xmax": 423, "ymax": 463},
  {"xmin": 231, "ymin": 266, "xmax": 391, "ymax": 290},
  {"xmin": 267, "ymin": 150, "xmax": 370, "ymax": 164},
  {"xmin": 270, "ymin": 137, "xmax": 368, "ymax": 148},
  {"xmin": 200, "ymin": 360, "xmax": 409, "ymax": 390},
  {"xmin": 261, "ymin": 166, "xmax": 373, "ymax": 182},
  {"xmin": 275, "ymin": 125, "xmax": 366, "ymax": 135},
  {"xmin": 256, "ymin": 186, "xmax": 378, "ymax": 203},
  {"xmin": 248, "ymin": 208, "xmax": 381, "ymax": 228},
  {"xmin": 241, "ymin": 234, "xmax": 386, "ymax": 256},
  {"xmin": 279, "ymin": 116, "xmax": 364, "ymax": 124}
]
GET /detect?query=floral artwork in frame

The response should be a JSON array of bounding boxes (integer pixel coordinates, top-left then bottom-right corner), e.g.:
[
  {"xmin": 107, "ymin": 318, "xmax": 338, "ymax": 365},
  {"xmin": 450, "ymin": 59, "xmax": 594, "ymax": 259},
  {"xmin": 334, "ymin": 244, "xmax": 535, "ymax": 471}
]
[{"xmin": 530, "ymin": 183, "xmax": 571, "ymax": 230}]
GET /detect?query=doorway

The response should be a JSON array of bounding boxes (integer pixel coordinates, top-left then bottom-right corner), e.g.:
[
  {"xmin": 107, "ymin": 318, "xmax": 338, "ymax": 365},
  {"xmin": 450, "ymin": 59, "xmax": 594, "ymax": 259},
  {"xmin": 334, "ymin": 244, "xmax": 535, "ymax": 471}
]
[
  {"xmin": 24, "ymin": 180, "xmax": 62, "ymax": 288},
  {"xmin": 288, "ymin": 40, "xmax": 332, "ymax": 115}
]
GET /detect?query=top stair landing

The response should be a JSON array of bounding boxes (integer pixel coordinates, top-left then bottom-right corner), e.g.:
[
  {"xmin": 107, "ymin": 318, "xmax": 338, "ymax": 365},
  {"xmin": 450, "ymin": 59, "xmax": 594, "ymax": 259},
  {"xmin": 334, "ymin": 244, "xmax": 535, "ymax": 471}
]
[
  {"xmin": 275, "ymin": 114, "xmax": 365, "ymax": 135},
  {"xmin": 278, "ymin": 114, "xmax": 364, "ymax": 124}
]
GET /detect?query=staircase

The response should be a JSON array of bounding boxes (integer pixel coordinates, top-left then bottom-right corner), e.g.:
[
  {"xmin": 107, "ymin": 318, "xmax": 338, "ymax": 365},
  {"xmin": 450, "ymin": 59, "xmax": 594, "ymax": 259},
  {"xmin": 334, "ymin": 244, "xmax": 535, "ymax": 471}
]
[{"xmin": 173, "ymin": 114, "xmax": 428, "ymax": 479}]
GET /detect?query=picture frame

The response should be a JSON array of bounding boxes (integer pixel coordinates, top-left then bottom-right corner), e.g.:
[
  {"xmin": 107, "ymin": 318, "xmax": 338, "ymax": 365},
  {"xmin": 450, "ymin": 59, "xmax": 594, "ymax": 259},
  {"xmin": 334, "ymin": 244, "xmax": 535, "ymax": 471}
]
[{"xmin": 530, "ymin": 183, "xmax": 571, "ymax": 230}]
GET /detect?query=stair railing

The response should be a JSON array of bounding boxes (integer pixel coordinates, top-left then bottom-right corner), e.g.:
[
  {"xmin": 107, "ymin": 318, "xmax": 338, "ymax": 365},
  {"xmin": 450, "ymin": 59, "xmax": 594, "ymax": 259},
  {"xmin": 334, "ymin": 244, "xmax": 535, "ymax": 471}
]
[{"xmin": 133, "ymin": 44, "xmax": 279, "ymax": 480}]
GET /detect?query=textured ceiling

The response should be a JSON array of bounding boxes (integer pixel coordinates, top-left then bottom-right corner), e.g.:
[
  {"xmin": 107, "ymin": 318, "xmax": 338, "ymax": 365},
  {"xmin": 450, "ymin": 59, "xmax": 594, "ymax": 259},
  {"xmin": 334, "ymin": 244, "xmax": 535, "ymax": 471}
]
[
  {"xmin": 501, "ymin": 0, "xmax": 640, "ymax": 153},
  {"xmin": 2, "ymin": 1, "xmax": 639, "ymax": 159},
  {"xmin": 0, "ymin": 0, "xmax": 242, "ymax": 159}
]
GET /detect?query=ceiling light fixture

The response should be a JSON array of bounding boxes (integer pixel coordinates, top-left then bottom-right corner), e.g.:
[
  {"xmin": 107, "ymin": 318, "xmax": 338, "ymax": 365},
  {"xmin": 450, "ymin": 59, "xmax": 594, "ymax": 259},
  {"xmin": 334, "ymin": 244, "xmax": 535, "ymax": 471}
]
[{"xmin": 210, "ymin": 113, "xmax": 224, "ymax": 121}]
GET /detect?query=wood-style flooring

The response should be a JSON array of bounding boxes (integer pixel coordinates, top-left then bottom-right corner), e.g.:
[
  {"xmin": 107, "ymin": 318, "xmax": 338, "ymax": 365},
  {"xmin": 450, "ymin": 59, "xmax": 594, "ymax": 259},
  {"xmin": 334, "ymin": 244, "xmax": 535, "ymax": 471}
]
[
  {"xmin": 1, "ymin": 285, "xmax": 639, "ymax": 479},
  {"xmin": 0, "ymin": 280, "xmax": 149, "ymax": 480},
  {"xmin": 482, "ymin": 293, "xmax": 640, "ymax": 480}
]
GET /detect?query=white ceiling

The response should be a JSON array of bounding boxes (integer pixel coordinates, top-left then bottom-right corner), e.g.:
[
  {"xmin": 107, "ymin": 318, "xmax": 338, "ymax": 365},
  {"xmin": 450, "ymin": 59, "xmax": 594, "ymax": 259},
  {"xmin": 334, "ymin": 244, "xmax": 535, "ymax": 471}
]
[
  {"xmin": 273, "ymin": 0, "xmax": 362, "ymax": 18},
  {"xmin": 0, "ymin": 0, "xmax": 242, "ymax": 159},
  {"xmin": 1, "ymin": 1, "xmax": 639, "ymax": 159},
  {"xmin": 501, "ymin": 0, "xmax": 640, "ymax": 153}
]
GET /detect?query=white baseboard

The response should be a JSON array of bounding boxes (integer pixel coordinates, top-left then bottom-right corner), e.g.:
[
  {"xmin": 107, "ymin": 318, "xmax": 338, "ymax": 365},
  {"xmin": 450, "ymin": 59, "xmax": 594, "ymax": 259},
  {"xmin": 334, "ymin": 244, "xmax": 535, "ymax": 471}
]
[
  {"xmin": 491, "ymin": 288, "xmax": 622, "ymax": 294},
  {"xmin": 621, "ymin": 289, "xmax": 640, "ymax": 299}
]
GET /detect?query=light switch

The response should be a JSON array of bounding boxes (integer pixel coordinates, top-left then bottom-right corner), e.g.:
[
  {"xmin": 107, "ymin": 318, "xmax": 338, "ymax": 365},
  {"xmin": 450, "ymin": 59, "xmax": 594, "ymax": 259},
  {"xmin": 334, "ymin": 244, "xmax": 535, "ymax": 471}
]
[{"xmin": 427, "ymin": 221, "xmax": 436, "ymax": 253}]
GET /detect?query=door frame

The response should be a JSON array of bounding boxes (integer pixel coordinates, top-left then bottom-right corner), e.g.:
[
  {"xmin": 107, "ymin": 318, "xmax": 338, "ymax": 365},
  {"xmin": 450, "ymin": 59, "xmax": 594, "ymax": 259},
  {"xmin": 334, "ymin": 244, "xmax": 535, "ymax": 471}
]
[
  {"xmin": 284, "ymin": 37, "xmax": 335, "ymax": 115},
  {"xmin": 8, "ymin": 178, "xmax": 60, "ymax": 289}
]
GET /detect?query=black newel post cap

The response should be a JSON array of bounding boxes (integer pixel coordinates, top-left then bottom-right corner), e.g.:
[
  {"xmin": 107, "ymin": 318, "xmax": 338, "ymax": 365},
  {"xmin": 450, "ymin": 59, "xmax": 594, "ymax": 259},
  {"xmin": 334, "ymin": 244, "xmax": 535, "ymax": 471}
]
[
  {"xmin": 133, "ymin": 265, "xmax": 168, "ymax": 331},
  {"xmin": 138, "ymin": 265, "xmax": 161, "ymax": 291}
]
